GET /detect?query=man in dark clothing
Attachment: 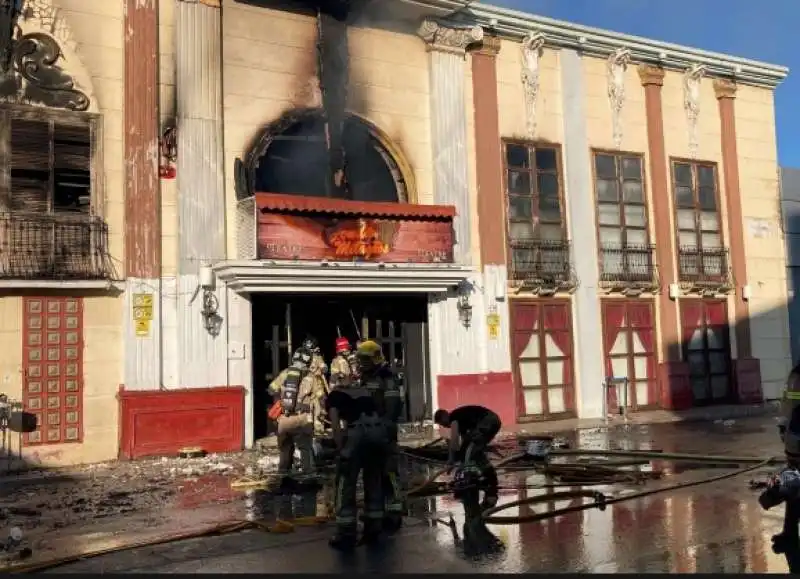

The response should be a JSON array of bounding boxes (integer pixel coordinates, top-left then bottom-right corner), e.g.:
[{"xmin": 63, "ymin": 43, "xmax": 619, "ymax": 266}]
[
  {"xmin": 326, "ymin": 382, "xmax": 389, "ymax": 551},
  {"xmin": 434, "ymin": 405, "xmax": 501, "ymax": 510}
]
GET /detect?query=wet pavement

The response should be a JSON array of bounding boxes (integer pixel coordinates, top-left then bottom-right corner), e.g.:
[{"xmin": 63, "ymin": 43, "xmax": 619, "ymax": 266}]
[{"xmin": 3, "ymin": 413, "xmax": 789, "ymax": 573}]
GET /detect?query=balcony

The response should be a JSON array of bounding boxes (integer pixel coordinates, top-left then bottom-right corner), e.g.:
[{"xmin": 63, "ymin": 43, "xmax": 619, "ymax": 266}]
[
  {"xmin": 509, "ymin": 239, "xmax": 577, "ymax": 294},
  {"xmin": 599, "ymin": 244, "xmax": 659, "ymax": 294},
  {"xmin": 0, "ymin": 213, "xmax": 114, "ymax": 281},
  {"xmin": 677, "ymin": 246, "xmax": 733, "ymax": 294}
]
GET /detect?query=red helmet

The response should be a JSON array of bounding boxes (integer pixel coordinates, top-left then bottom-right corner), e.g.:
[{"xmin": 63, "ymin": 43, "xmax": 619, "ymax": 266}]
[{"xmin": 335, "ymin": 337, "xmax": 351, "ymax": 354}]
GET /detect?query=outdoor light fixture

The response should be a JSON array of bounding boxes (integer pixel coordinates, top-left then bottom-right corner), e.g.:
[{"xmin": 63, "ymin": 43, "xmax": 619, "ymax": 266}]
[
  {"xmin": 199, "ymin": 265, "xmax": 222, "ymax": 336},
  {"xmin": 457, "ymin": 293, "xmax": 473, "ymax": 328}
]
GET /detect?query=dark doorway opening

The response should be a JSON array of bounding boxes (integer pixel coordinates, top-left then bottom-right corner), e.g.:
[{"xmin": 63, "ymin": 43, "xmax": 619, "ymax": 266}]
[
  {"xmin": 251, "ymin": 293, "xmax": 431, "ymax": 440},
  {"xmin": 253, "ymin": 112, "xmax": 406, "ymax": 203}
]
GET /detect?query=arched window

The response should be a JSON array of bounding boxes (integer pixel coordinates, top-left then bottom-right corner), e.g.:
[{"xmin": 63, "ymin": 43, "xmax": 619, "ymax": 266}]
[{"xmin": 242, "ymin": 109, "xmax": 410, "ymax": 203}]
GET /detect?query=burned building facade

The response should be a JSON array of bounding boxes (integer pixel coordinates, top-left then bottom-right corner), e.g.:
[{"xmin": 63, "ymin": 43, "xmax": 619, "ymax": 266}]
[{"xmin": 0, "ymin": 0, "xmax": 790, "ymax": 465}]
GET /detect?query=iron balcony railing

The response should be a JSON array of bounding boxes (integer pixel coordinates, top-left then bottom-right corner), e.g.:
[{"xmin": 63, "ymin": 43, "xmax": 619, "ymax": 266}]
[
  {"xmin": 599, "ymin": 243, "xmax": 658, "ymax": 285},
  {"xmin": 0, "ymin": 212, "xmax": 114, "ymax": 281},
  {"xmin": 677, "ymin": 246, "xmax": 731, "ymax": 285},
  {"xmin": 509, "ymin": 238, "xmax": 573, "ymax": 285}
]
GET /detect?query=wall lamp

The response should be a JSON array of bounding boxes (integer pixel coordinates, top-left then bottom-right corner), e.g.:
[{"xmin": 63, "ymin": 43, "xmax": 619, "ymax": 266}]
[
  {"xmin": 199, "ymin": 265, "xmax": 222, "ymax": 337},
  {"xmin": 457, "ymin": 292, "xmax": 473, "ymax": 328}
]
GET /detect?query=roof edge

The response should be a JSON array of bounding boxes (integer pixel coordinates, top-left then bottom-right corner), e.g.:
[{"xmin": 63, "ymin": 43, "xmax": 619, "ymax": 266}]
[{"xmin": 404, "ymin": 0, "xmax": 788, "ymax": 89}]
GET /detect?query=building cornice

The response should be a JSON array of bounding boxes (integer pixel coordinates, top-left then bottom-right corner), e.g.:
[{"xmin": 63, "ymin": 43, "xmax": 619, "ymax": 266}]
[
  {"xmin": 402, "ymin": 0, "xmax": 788, "ymax": 89},
  {"xmin": 214, "ymin": 260, "xmax": 475, "ymax": 294}
]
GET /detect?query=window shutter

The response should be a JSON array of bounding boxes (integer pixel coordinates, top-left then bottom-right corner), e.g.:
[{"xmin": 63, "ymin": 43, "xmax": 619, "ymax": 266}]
[
  {"xmin": 10, "ymin": 118, "xmax": 51, "ymax": 213},
  {"xmin": 53, "ymin": 122, "xmax": 91, "ymax": 213}
]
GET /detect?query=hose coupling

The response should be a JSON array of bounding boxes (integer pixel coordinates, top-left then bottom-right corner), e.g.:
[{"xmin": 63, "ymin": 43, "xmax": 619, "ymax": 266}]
[{"xmin": 593, "ymin": 491, "xmax": 607, "ymax": 511}]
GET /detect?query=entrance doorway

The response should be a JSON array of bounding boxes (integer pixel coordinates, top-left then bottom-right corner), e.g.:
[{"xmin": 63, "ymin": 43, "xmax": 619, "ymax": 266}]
[
  {"xmin": 680, "ymin": 299, "xmax": 732, "ymax": 406},
  {"xmin": 251, "ymin": 293, "xmax": 431, "ymax": 439}
]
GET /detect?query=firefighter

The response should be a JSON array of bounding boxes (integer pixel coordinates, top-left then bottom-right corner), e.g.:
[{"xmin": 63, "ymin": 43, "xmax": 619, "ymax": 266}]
[
  {"xmin": 268, "ymin": 348, "xmax": 326, "ymax": 479},
  {"xmin": 355, "ymin": 340, "xmax": 404, "ymax": 532},
  {"xmin": 326, "ymin": 380, "xmax": 389, "ymax": 551},
  {"xmin": 302, "ymin": 336, "xmax": 330, "ymax": 433},
  {"xmin": 330, "ymin": 337, "xmax": 355, "ymax": 390},
  {"xmin": 760, "ymin": 361, "xmax": 800, "ymax": 572},
  {"xmin": 434, "ymin": 405, "xmax": 501, "ymax": 511}
]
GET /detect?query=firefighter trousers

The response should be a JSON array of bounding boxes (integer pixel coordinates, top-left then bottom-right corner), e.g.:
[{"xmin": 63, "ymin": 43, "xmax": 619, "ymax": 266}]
[
  {"xmin": 277, "ymin": 415, "xmax": 314, "ymax": 475},
  {"xmin": 334, "ymin": 416, "xmax": 388, "ymax": 536},
  {"xmin": 459, "ymin": 416, "xmax": 501, "ymax": 505},
  {"xmin": 383, "ymin": 421, "xmax": 404, "ymax": 518}
]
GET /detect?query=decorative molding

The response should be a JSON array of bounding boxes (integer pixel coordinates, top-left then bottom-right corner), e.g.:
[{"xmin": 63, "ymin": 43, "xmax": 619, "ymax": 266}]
[
  {"xmin": 472, "ymin": 34, "xmax": 502, "ymax": 56},
  {"xmin": 521, "ymin": 31, "xmax": 545, "ymax": 139},
  {"xmin": 178, "ymin": 0, "xmax": 221, "ymax": 7},
  {"xmin": 606, "ymin": 48, "xmax": 630, "ymax": 149},
  {"xmin": 638, "ymin": 64, "xmax": 665, "ymax": 87},
  {"xmin": 0, "ymin": 0, "xmax": 90, "ymax": 111},
  {"xmin": 214, "ymin": 260, "xmax": 475, "ymax": 294},
  {"xmin": 412, "ymin": 0, "xmax": 787, "ymax": 88},
  {"xmin": 418, "ymin": 18, "xmax": 484, "ymax": 55},
  {"xmin": 713, "ymin": 78, "xmax": 737, "ymax": 100},
  {"xmin": 683, "ymin": 64, "xmax": 706, "ymax": 159}
]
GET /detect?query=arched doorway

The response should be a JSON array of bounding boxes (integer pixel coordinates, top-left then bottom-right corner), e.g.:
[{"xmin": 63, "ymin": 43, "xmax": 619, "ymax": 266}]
[{"xmin": 242, "ymin": 108, "xmax": 413, "ymax": 203}]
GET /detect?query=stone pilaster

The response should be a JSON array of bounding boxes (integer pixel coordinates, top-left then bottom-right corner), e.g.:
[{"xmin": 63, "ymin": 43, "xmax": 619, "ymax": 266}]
[
  {"xmin": 175, "ymin": 0, "xmax": 228, "ymax": 388},
  {"xmin": 418, "ymin": 18, "xmax": 482, "ymax": 265}
]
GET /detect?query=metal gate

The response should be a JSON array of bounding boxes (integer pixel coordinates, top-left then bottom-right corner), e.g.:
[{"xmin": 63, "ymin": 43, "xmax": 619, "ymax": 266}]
[{"xmin": 0, "ymin": 395, "xmax": 25, "ymax": 474}]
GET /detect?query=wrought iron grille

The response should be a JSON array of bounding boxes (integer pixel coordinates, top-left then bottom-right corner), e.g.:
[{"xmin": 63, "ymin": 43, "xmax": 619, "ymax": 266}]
[
  {"xmin": 0, "ymin": 212, "xmax": 114, "ymax": 280},
  {"xmin": 677, "ymin": 246, "xmax": 731, "ymax": 285},
  {"xmin": 509, "ymin": 238, "xmax": 573, "ymax": 284},
  {"xmin": 599, "ymin": 243, "xmax": 658, "ymax": 284}
]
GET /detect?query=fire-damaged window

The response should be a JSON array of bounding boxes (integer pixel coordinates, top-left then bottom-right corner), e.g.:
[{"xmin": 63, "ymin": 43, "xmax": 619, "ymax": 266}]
[
  {"xmin": 0, "ymin": 107, "xmax": 106, "ymax": 281},
  {"xmin": 8, "ymin": 114, "xmax": 93, "ymax": 214}
]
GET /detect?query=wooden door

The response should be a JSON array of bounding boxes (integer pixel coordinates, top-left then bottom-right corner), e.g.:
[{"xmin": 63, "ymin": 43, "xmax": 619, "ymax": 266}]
[
  {"xmin": 680, "ymin": 299, "xmax": 732, "ymax": 405},
  {"xmin": 511, "ymin": 300, "xmax": 576, "ymax": 421},
  {"xmin": 601, "ymin": 300, "xmax": 658, "ymax": 412}
]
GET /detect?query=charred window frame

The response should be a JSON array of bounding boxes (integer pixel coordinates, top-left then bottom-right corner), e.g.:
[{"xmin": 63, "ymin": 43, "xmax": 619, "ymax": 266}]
[
  {"xmin": 0, "ymin": 105, "xmax": 102, "ymax": 218},
  {"xmin": 503, "ymin": 142, "xmax": 565, "ymax": 244},
  {"xmin": 671, "ymin": 160, "xmax": 723, "ymax": 253}
]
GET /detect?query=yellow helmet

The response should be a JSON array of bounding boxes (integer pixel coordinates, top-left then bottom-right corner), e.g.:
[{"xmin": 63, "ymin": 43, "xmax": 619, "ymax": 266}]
[{"xmin": 356, "ymin": 340, "xmax": 385, "ymax": 366}]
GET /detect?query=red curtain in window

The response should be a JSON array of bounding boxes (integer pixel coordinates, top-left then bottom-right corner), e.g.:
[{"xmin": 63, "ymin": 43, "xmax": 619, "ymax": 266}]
[
  {"xmin": 602, "ymin": 303, "xmax": 627, "ymax": 375},
  {"xmin": 628, "ymin": 303, "xmax": 653, "ymax": 353},
  {"xmin": 679, "ymin": 301, "xmax": 704, "ymax": 345},
  {"xmin": 512, "ymin": 304, "xmax": 539, "ymax": 359},
  {"xmin": 543, "ymin": 304, "xmax": 571, "ymax": 357}
]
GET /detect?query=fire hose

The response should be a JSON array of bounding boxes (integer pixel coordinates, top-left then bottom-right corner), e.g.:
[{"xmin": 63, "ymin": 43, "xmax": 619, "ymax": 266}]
[{"xmin": 6, "ymin": 448, "xmax": 779, "ymax": 573}]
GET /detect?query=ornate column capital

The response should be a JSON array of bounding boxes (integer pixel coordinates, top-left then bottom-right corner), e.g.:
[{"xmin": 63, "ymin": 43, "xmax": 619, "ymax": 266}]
[
  {"xmin": 177, "ymin": 0, "xmax": 221, "ymax": 7},
  {"xmin": 713, "ymin": 78, "xmax": 737, "ymax": 100},
  {"xmin": 638, "ymin": 65, "xmax": 665, "ymax": 87},
  {"xmin": 471, "ymin": 35, "xmax": 502, "ymax": 57},
  {"xmin": 418, "ymin": 18, "xmax": 484, "ymax": 55}
]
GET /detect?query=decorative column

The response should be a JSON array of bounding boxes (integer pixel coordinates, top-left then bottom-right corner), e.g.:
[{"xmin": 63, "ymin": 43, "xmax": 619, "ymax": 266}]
[
  {"xmin": 466, "ymin": 35, "xmax": 514, "ymax": 425},
  {"xmin": 714, "ymin": 78, "xmax": 762, "ymax": 402},
  {"xmin": 175, "ymin": 0, "xmax": 228, "ymax": 387},
  {"xmin": 638, "ymin": 65, "xmax": 690, "ymax": 409},
  {"xmin": 560, "ymin": 48, "xmax": 605, "ymax": 418},
  {"xmin": 123, "ymin": 0, "xmax": 162, "ymax": 389},
  {"xmin": 417, "ymin": 18, "xmax": 482, "ymax": 264}
]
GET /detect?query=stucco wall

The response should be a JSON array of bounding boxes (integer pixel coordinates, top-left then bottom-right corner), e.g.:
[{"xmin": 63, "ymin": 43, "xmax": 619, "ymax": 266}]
[
  {"xmin": 496, "ymin": 41, "xmax": 562, "ymax": 145},
  {"xmin": 221, "ymin": 1, "xmax": 447, "ymax": 259},
  {"xmin": 158, "ymin": 0, "xmax": 178, "ymax": 278},
  {"xmin": 735, "ymin": 85, "xmax": 791, "ymax": 399},
  {"xmin": 0, "ymin": 0, "xmax": 128, "ymax": 466}
]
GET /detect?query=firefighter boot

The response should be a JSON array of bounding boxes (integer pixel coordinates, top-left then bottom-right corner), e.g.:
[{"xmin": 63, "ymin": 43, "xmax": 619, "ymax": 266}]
[
  {"xmin": 360, "ymin": 518, "xmax": 384, "ymax": 546},
  {"xmin": 329, "ymin": 524, "xmax": 358, "ymax": 552},
  {"xmin": 383, "ymin": 512, "xmax": 403, "ymax": 534}
]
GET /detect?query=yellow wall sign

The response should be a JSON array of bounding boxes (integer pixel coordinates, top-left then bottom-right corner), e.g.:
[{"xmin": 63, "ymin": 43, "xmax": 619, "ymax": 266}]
[
  {"xmin": 132, "ymin": 293, "xmax": 154, "ymax": 337},
  {"xmin": 487, "ymin": 313, "xmax": 500, "ymax": 340}
]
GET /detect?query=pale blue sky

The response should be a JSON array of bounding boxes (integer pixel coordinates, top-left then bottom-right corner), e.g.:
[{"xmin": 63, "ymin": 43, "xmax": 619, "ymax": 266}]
[{"xmin": 491, "ymin": 0, "xmax": 798, "ymax": 167}]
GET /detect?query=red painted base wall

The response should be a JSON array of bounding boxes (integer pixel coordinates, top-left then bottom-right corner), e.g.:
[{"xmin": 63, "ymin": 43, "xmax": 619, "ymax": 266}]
[
  {"xmin": 734, "ymin": 357, "xmax": 763, "ymax": 404},
  {"xmin": 436, "ymin": 372, "xmax": 515, "ymax": 428},
  {"xmin": 118, "ymin": 386, "xmax": 245, "ymax": 460}
]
